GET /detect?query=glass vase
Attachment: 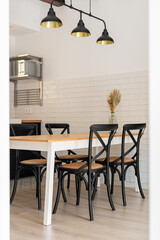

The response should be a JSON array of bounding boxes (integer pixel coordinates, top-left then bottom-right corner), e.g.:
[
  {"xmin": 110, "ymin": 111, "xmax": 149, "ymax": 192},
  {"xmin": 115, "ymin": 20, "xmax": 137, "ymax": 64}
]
[{"xmin": 109, "ymin": 112, "xmax": 117, "ymax": 124}]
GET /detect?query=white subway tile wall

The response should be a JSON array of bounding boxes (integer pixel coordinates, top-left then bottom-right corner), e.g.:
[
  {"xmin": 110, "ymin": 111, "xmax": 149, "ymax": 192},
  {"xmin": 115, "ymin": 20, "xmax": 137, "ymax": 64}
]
[
  {"xmin": 10, "ymin": 83, "xmax": 15, "ymax": 117},
  {"xmin": 10, "ymin": 71, "xmax": 148, "ymax": 189}
]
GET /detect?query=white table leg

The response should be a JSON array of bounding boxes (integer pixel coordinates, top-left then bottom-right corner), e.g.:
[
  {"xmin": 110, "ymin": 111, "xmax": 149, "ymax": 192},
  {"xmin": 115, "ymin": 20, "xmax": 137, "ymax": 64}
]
[
  {"xmin": 97, "ymin": 174, "xmax": 101, "ymax": 187},
  {"xmin": 43, "ymin": 143, "xmax": 55, "ymax": 226},
  {"xmin": 135, "ymin": 176, "xmax": 139, "ymax": 192},
  {"xmin": 95, "ymin": 146, "xmax": 101, "ymax": 187}
]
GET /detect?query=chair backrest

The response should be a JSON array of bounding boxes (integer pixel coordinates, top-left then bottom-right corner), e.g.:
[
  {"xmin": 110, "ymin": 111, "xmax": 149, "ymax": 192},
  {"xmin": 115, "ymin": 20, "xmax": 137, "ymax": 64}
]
[
  {"xmin": 88, "ymin": 124, "xmax": 118, "ymax": 169},
  {"xmin": 10, "ymin": 124, "xmax": 38, "ymax": 137},
  {"xmin": 45, "ymin": 123, "xmax": 70, "ymax": 135},
  {"xmin": 119, "ymin": 123, "xmax": 146, "ymax": 163},
  {"xmin": 10, "ymin": 124, "xmax": 40, "ymax": 162}
]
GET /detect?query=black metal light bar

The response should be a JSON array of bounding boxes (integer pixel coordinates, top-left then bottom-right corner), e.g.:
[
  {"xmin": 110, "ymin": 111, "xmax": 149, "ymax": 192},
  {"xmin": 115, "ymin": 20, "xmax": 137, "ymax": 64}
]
[
  {"xmin": 41, "ymin": 0, "xmax": 114, "ymax": 45},
  {"xmin": 54, "ymin": 0, "xmax": 107, "ymax": 29}
]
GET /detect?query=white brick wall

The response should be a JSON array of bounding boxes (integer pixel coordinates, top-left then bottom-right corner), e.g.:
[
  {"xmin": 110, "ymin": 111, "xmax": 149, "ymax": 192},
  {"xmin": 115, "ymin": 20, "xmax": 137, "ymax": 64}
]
[{"xmin": 10, "ymin": 70, "xmax": 148, "ymax": 189}]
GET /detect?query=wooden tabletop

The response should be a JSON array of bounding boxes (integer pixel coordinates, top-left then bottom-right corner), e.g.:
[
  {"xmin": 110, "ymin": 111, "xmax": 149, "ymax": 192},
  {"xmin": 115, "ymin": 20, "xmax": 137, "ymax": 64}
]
[
  {"xmin": 10, "ymin": 132, "xmax": 137, "ymax": 143},
  {"xmin": 22, "ymin": 120, "xmax": 42, "ymax": 123}
]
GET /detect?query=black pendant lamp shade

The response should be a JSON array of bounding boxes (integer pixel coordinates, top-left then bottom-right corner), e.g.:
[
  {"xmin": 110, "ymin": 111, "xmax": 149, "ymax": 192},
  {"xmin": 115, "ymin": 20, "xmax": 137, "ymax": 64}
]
[
  {"xmin": 40, "ymin": 7, "xmax": 63, "ymax": 28},
  {"xmin": 71, "ymin": 19, "xmax": 91, "ymax": 37},
  {"xmin": 96, "ymin": 29, "xmax": 114, "ymax": 45}
]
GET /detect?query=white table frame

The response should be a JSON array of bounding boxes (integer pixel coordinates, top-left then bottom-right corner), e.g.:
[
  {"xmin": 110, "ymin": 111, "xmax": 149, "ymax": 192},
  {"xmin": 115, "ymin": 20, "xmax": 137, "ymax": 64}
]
[{"xmin": 10, "ymin": 135, "xmax": 133, "ymax": 226}]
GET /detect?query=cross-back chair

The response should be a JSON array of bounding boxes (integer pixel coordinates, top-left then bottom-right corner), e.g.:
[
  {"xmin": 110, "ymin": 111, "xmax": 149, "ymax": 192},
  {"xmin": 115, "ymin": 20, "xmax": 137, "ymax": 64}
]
[
  {"xmin": 96, "ymin": 123, "xmax": 146, "ymax": 206},
  {"xmin": 10, "ymin": 124, "xmax": 48, "ymax": 210},
  {"xmin": 53, "ymin": 124, "xmax": 118, "ymax": 221},
  {"xmin": 45, "ymin": 123, "xmax": 88, "ymax": 189}
]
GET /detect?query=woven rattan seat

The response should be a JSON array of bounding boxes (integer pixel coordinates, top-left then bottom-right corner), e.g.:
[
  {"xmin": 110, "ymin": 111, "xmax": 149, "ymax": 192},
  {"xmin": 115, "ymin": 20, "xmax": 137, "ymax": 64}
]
[
  {"xmin": 21, "ymin": 159, "xmax": 47, "ymax": 165},
  {"xmin": 110, "ymin": 156, "xmax": 135, "ymax": 163},
  {"xmin": 55, "ymin": 160, "xmax": 62, "ymax": 163},
  {"xmin": 58, "ymin": 154, "xmax": 88, "ymax": 160},
  {"xmin": 96, "ymin": 157, "xmax": 135, "ymax": 164},
  {"xmin": 60, "ymin": 161, "xmax": 103, "ymax": 170},
  {"xmin": 21, "ymin": 159, "xmax": 61, "ymax": 165}
]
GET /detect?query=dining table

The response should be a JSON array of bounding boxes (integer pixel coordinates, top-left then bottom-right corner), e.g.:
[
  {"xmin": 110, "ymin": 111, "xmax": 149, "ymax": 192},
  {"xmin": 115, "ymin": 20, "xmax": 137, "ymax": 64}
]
[{"xmin": 10, "ymin": 132, "xmax": 136, "ymax": 226}]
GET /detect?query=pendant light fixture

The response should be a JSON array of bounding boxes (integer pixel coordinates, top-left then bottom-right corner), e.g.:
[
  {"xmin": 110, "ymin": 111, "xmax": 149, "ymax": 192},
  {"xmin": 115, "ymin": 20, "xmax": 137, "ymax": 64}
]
[
  {"xmin": 96, "ymin": 29, "xmax": 114, "ymax": 45},
  {"xmin": 40, "ymin": 1, "xmax": 63, "ymax": 28},
  {"xmin": 71, "ymin": 11, "xmax": 91, "ymax": 37},
  {"xmin": 41, "ymin": 0, "xmax": 114, "ymax": 45}
]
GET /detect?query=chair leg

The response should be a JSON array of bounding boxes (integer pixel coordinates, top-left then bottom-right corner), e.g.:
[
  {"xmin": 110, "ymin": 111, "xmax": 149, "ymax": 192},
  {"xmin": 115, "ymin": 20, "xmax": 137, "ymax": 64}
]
[
  {"xmin": 91, "ymin": 176, "xmax": 98, "ymax": 201},
  {"xmin": 88, "ymin": 174, "xmax": 94, "ymax": 221},
  {"xmin": 10, "ymin": 168, "xmax": 20, "ymax": 204},
  {"xmin": 36, "ymin": 184, "xmax": 38, "ymax": 198},
  {"xmin": 110, "ymin": 169, "xmax": 115, "ymax": 195},
  {"xmin": 40, "ymin": 167, "xmax": 47, "ymax": 182},
  {"xmin": 75, "ymin": 175, "xmax": 78, "ymax": 205},
  {"xmin": 136, "ymin": 166, "xmax": 145, "ymax": 199},
  {"xmin": 67, "ymin": 173, "xmax": 70, "ymax": 189},
  {"xmin": 121, "ymin": 175, "xmax": 127, "ymax": 206},
  {"xmin": 37, "ymin": 167, "xmax": 46, "ymax": 199},
  {"xmin": 77, "ymin": 177, "xmax": 81, "ymax": 206},
  {"xmin": 75, "ymin": 175, "xmax": 81, "ymax": 206},
  {"xmin": 105, "ymin": 173, "xmax": 115, "ymax": 211},
  {"xmin": 53, "ymin": 171, "xmax": 62, "ymax": 214},
  {"xmin": 36, "ymin": 168, "xmax": 38, "ymax": 198},
  {"xmin": 37, "ymin": 167, "xmax": 41, "ymax": 210},
  {"xmin": 61, "ymin": 174, "xmax": 67, "ymax": 203}
]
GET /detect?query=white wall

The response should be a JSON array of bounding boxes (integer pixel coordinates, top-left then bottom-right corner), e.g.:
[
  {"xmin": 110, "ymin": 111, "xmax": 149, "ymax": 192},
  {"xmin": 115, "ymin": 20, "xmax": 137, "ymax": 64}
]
[
  {"xmin": 12, "ymin": 0, "xmax": 148, "ymax": 80},
  {"xmin": 9, "ymin": 35, "xmax": 16, "ymax": 118},
  {"xmin": 9, "ymin": 0, "xmax": 149, "ymax": 188},
  {"xmin": 15, "ymin": 71, "xmax": 149, "ymax": 189}
]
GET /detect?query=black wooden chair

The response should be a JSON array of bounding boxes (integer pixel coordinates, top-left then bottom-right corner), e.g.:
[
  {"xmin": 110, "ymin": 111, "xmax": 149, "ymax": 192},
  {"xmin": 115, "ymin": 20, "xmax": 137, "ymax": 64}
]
[
  {"xmin": 45, "ymin": 123, "xmax": 88, "ymax": 189},
  {"xmin": 53, "ymin": 124, "xmax": 118, "ymax": 221},
  {"xmin": 10, "ymin": 123, "xmax": 60, "ymax": 210},
  {"xmin": 96, "ymin": 123, "xmax": 146, "ymax": 206}
]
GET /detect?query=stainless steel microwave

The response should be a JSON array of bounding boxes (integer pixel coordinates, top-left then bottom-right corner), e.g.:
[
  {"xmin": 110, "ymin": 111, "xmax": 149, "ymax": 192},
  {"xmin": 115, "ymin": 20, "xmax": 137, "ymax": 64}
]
[{"xmin": 10, "ymin": 59, "xmax": 40, "ymax": 78}]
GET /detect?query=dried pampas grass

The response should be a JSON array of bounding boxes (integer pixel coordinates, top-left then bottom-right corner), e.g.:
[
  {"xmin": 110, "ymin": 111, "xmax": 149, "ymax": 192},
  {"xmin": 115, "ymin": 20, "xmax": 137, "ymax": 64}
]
[{"xmin": 107, "ymin": 89, "xmax": 121, "ymax": 112}]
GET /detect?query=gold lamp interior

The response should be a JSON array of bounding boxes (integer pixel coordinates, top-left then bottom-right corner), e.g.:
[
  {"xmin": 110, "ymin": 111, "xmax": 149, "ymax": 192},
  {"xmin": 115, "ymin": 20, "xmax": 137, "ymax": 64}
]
[
  {"xmin": 40, "ymin": 21, "xmax": 63, "ymax": 28},
  {"xmin": 96, "ymin": 40, "xmax": 114, "ymax": 45},
  {"xmin": 71, "ymin": 32, "xmax": 91, "ymax": 37}
]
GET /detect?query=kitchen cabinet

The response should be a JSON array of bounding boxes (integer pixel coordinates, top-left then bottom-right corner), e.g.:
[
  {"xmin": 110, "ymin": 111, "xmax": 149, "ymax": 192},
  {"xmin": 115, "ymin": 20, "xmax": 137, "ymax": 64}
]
[{"xmin": 10, "ymin": 120, "xmax": 42, "ymax": 179}]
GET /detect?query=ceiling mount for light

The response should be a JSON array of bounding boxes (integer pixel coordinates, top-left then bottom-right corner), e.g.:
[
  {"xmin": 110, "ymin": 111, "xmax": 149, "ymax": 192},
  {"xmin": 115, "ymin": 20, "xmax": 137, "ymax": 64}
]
[
  {"xmin": 52, "ymin": 0, "xmax": 65, "ymax": 7},
  {"xmin": 40, "ymin": 0, "xmax": 114, "ymax": 45}
]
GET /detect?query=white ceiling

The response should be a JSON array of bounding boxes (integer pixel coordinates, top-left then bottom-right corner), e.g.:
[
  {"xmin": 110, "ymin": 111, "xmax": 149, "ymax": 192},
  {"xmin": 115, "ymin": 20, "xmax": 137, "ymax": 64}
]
[{"xmin": 9, "ymin": 24, "xmax": 36, "ymax": 37}]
